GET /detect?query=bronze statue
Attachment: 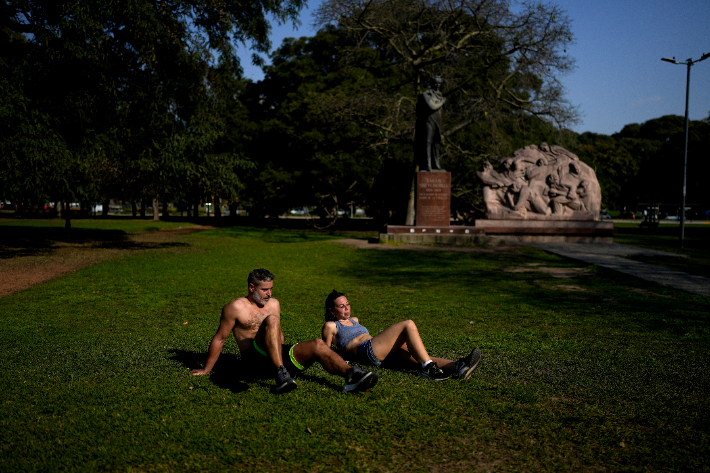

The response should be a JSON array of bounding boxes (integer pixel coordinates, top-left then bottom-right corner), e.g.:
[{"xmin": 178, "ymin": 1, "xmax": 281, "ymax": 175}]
[{"xmin": 415, "ymin": 76, "xmax": 446, "ymax": 171}]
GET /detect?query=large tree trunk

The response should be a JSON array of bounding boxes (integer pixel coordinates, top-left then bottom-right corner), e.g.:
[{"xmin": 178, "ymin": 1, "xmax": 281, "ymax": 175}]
[
  {"xmin": 102, "ymin": 199, "xmax": 109, "ymax": 217},
  {"xmin": 213, "ymin": 196, "xmax": 221, "ymax": 218},
  {"xmin": 131, "ymin": 201, "xmax": 137, "ymax": 217},
  {"xmin": 65, "ymin": 200, "xmax": 71, "ymax": 232},
  {"xmin": 229, "ymin": 201, "xmax": 238, "ymax": 220},
  {"xmin": 193, "ymin": 201, "xmax": 199, "ymax": 219},
  {"xmin": 139, "ymin": 201, "xmax": 146, "ymax": 218},
  {"xmin": 162, "ymin": 200, "xmax": 169, "ymax": 218},
  {"xmin": 152, "ymin": 198, "xmax": 159, "ymax": 221},
  {"xmin": 56, "ymin": 200, "xmax": 63, "ymax": 219}
]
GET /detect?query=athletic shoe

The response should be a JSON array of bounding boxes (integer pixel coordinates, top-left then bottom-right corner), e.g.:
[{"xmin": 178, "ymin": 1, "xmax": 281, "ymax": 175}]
[
  {"xmin": 274, "ymin": 365, "xmax": 297, "ymax": 394},
  {"xmin": 455, "ymin": 347, "xmax": 482, "ymax": 380},
  {"xmin": 343, "ymin": 365, "xmax": 378, "ymax": 393},
  {"xmin": 419, "ymin": 362, "xmax": 451, "ymax": 381}
]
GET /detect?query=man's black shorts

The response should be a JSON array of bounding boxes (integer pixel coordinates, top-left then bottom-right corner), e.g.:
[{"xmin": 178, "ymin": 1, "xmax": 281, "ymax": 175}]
[{"xmin": 241, "ymin": 340, "xmax": 306, "ymax": 378}]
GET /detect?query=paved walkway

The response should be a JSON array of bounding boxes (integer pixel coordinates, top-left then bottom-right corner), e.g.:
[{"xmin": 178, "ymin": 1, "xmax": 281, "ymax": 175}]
[{"xmin": 528, "ymin": 243, "xmax": 710, "ymax": 297}]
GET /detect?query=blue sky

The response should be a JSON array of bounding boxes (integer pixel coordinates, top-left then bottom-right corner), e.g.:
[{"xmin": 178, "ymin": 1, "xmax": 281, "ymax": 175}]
[{"xmin": 236, "ymin": 0, "xmax": 710, "ymax": 136}]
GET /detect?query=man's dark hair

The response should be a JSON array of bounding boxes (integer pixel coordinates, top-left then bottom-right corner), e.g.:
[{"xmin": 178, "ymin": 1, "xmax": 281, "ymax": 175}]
[
  {"xmin": 248, "ymin": 268, "xmax": 275, "ymax": 286},
  {"xmin": 324, "ymin": 289, "xmax": 347, "ymax": 322}
]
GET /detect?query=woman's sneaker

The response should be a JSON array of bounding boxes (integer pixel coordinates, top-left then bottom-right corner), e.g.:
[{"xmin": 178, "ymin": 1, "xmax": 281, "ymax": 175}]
[
  {"xmin": 419, "ymin": 362, "xmax": 451, "ymax": 381},
  {"xmin": 274, "ymin": 365, "xmax": 297, "ymax": 394},
  {"xmin": 343, "ymin": 365, "xmax": 378, "ymax": 393},
  {"xmin": 455, "ymin": 348, "xmax": 482, "ymax": 380}
]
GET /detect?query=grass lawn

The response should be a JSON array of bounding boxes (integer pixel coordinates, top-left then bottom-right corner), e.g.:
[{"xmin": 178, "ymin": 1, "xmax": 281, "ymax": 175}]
[{"xmin": 1, "ymin": 221, "xmax": 709, "ymax": 472}]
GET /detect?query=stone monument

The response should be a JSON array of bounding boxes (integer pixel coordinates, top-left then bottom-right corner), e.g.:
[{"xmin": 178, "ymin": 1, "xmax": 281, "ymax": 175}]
[
  {"xmin": 470, "ymin": 143, "xmax": 613, "ymax": 243},
  {"xmin": 382, "ymin": 142, "xmax": 613, "ymax": 244},
  {"xmin": 476, "ymin": 143, "xmax": 601, "ymax": 220},
  {"xmin": 416, "ymin": 171, "xmax": 450, "ymax": 226}
]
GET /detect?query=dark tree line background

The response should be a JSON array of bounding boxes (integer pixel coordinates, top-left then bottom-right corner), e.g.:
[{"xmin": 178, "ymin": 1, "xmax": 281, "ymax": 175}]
[{"xmin": 2, "ymin": 0, "xmax": 709, "ymax": 228}]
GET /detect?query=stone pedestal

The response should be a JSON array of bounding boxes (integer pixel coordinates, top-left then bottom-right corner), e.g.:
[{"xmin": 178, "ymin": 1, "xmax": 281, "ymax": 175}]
[
  {"xmin": 416, "ymin": 172, "xmax": 450, "ymax": 226},
  {"xmin": 473, "ymin": 219, "xmax": 615, "ymax": 243}
]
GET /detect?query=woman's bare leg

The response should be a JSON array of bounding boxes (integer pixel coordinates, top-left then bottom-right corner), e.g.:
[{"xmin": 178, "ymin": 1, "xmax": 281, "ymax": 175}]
[
  {"xmin": 370, "ymin": 320, "xmax": 434, "ymax": 364},
  {"xmin": 386, "ymin": 344, "xmax": 456, "ymax": 372}
]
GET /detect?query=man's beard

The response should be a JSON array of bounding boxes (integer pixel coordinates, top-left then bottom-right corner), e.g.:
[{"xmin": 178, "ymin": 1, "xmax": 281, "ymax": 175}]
[{"xmin": 253, "ymin": 291, "xmax": 270, "ymax": 306}]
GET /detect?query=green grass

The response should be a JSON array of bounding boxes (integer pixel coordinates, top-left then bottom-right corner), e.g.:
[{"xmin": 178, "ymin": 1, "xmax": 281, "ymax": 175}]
[
  {"xmin": 614, "ymin": 222, "xmax": 710, "ymax": 279},
  {"xmin": 1, "ymin": 223, "xmax": 709, "ymax": 472}
]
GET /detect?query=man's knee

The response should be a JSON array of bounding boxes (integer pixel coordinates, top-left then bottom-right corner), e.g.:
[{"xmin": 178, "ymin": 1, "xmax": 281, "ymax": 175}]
[{"xmin": 309, "ymin": 338, "xmax": 330, "ymax": 355}]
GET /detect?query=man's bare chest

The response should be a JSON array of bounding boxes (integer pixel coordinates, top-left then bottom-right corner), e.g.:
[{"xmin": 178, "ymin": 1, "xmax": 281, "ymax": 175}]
[{"xmin": 237, "ymin": 309, "xmax": 276, "ymax": 332}]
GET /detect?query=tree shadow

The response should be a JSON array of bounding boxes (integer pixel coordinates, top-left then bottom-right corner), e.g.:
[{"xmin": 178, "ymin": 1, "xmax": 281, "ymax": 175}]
[
  {"xmin": 336, "ymin": 245, "xmax": 710, "ymax": 334},
  {"xmin": 0, "ymin": 225, "xmax": 190, "ymax": 259}
]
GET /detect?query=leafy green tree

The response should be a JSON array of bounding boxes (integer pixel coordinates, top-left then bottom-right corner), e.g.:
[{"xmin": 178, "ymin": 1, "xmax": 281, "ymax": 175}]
[
  {"xmin": 242, "ymin": 26, "xmax": 402, "ymax": 223},
  {"xmin": 571, "ymin": 132, "xmax": 639, "ymax": 210},
  {"xmin": 613, "ymin": 115, "xmax": 710, "ymax": 213},
  {"xmin": 314, "ymin": 0, "xmax": 579, "ymax": 223},
  {"xmin": 1, "ymin": 0, "xmax": 303, "ymax": 224}
]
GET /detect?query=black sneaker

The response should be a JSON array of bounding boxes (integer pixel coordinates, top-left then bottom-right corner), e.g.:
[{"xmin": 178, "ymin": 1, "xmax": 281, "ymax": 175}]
[
  {"xmin": 455, "ymin": 348, "xmax": 482, "ymax": 380},
  {"xmin": 343, "ymin": 365, "xmax": 378, "ymax": 393},
  {"xmin": 419, "ymin": 362, "xmax": 451, "ymax": 381},
  {"xmin": 274, "ymin": 365, "xmax": 297, "ymax": 394}
]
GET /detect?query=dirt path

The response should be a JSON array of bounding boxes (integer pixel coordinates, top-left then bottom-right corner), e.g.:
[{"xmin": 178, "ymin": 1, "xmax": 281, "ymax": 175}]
[{"xmin": 0, "ymin": 226, "xmax": 216, "ymax": 297}]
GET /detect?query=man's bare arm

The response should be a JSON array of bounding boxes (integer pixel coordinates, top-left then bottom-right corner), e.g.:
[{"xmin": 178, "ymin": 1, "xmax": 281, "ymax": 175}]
[{"xmin": 191, "ymin": 305, "xmax": 237, "ymax": 375}]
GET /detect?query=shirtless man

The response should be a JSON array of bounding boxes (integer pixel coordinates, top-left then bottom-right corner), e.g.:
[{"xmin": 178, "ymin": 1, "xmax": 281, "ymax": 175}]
[{"xmin": 191, "ymin": 268, "xmax": 378, "ymax": 394}]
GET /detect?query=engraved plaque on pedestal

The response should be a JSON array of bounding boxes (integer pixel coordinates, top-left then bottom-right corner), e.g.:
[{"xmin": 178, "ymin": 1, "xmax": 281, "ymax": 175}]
[{"xmin": 416, "ymin": 172, "xmax": 451, "ymax": 226}]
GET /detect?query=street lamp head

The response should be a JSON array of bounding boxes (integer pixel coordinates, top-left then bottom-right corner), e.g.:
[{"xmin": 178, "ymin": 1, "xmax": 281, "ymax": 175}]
[{"xmin": 661, "ymin": 57, "xmax": 676, "ymax": 64}]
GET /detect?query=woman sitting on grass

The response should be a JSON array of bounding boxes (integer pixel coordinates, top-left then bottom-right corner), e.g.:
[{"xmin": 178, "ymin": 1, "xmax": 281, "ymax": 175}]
[{"xmin": 321, "ymin": 290, "xmax": 481, "ymax": 380}]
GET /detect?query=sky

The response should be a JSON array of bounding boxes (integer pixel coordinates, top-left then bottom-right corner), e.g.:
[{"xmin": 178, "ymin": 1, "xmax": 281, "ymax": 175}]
[{"xmin": 236, "ymin": 0, "xmax": 710, "ymax": 136}]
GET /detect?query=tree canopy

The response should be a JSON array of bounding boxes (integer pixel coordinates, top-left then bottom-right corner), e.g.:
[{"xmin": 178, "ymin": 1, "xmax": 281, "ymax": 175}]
[
  {"xmin": 1, "ymin": 0, "xmax": 302, "ymax": 217},
  {"xmin": 3, "ymin": 0, "xmax": 705, "ymax": 222}
]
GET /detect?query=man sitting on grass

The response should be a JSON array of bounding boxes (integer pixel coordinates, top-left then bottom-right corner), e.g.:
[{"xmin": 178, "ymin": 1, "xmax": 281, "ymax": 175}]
[{"xmin": 191, "ymin": 268, "xmax": 378, "ymax": 394}]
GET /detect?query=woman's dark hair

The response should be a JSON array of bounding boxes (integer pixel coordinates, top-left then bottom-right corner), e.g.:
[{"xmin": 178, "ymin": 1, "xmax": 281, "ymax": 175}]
[{"xmin": 324, "ymin": 289, "xmax": 346, "ymax": 322}]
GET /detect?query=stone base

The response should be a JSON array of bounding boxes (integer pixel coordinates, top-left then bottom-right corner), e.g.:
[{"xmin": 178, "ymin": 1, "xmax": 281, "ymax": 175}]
[
  {"xmin": 473, "ymin": 219, "xmax": 615, "ymax": 244},
  {"xmin": 381, "ymin": 220, "xmax": 615, "ymax": 245},
  {"xmin": 382, "ymin": 225, "xmax": 495, "ymax": 246}
]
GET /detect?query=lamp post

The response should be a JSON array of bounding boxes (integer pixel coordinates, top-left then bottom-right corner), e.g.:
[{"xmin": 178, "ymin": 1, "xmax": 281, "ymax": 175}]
[{"xmin": 661, "ymin": 52, "xmax": 710, "ymax": 248}]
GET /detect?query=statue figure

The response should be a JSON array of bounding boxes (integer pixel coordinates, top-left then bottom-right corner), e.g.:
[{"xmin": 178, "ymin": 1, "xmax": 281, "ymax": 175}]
[
  {"xmin": 415, "ymin": 76, "xmax": 446, "ymax": 171},
  {"xmin": 476, "ymin": 143, "xmax": 602, "ymax": 220}
]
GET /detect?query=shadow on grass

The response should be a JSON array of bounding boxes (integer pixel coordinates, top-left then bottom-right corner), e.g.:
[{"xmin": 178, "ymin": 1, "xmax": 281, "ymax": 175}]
[
  {"xmin": 216, "ymin": 226, "xmax": 377, "ymax": 244},
  {"xmin": 0, "ymin": 225, "xmax": 189, "ymax": 258},
  {"xmin": 168, "ymin": 349, "xmax": 344, "ymax": 393},
  {"xmin": 338, "ymin": 246, "xmax": 710, "ymax": 331}
]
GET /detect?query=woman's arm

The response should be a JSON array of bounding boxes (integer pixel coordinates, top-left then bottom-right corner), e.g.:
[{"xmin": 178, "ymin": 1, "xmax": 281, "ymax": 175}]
[{"xmin": 321, "ymin": 321, "xmax": 337, "ymax": 347}]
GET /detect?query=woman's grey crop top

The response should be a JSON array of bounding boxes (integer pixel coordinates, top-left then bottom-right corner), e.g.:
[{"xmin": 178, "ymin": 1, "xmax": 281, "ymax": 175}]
[{"xmin": 334, "ymin": 320, "xmax": 370, "ymax": 350}]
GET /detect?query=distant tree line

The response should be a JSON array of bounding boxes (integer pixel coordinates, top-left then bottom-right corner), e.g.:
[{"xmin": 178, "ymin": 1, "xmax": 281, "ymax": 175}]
[
  {"xmin": 2, "ymin": 0, "xmax": 709, "ymax": 227},
  {"xmin": 570, "ymin": 115, "xmax": 710, "ymax": 216}
]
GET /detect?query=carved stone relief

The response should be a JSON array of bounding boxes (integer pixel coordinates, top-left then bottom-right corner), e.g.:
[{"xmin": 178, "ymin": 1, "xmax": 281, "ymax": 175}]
[{"xmin": 476, "ymin": 143, "xmax": 601, "ymax": 220}]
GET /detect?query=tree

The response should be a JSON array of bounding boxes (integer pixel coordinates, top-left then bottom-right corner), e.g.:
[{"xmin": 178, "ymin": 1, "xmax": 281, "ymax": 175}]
[
  {"xmin": 571, "ymin": 133, "xmax": 638, "ymax": 210},
  {"xmin": 242, "ymin": 26, "xmax": 398, "ymax": 223},
  {"xmin": 1, "ymin": 0, "xmax": 304, "ymax": 224},
  {"xmin": 314, "ymin": 0, "xmax": 579, "ymax": 223}
]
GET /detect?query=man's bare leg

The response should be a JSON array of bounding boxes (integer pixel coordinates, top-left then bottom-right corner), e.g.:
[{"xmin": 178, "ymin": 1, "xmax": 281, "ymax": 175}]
[
  {"xmin": 291, "ymin": 339, "xmax": 378, "ymax": 392},
  {"xmin": 291, "ymin": 339, "xmax": 350, "ymax": 377},
  {"xmin": 253, "ymin": 315, "xmax": 284, "ymax": 370}
]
